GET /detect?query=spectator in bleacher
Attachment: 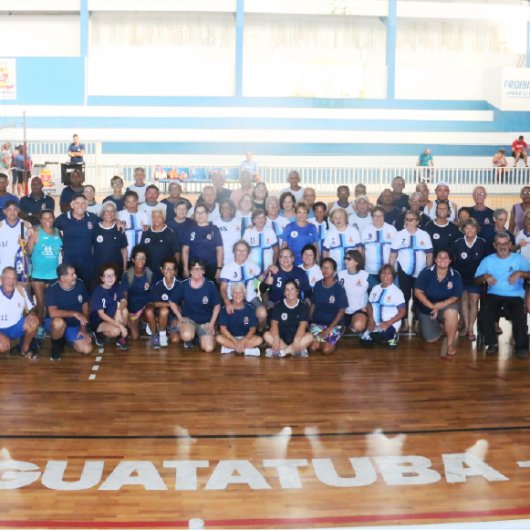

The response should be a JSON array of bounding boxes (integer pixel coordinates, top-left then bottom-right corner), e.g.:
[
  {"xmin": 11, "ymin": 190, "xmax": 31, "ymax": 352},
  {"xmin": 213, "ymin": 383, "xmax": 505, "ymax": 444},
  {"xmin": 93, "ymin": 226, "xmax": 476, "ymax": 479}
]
[
  {"xmin": 0, "ymin": 173, "xmax": 19, "ymax": 215},
  {"xmin": 83, "ymin": 185, "xmax": 102, "ymax": 215},
  {"xmin": 308, "ymin": 202, "xmax": 329, "ymax": 259},
  {"xmin": 265, "ymin": 196, "xmax": 290, "ymax": 243},
  {"xmin": 349, "ymin": 195, "xmax": 372, "ymax": 233},
  {"xmin": 492, "ymin": 148, "xmax": 508, "ymax": 174},
  {"xmin": 302, "ymin": 187, "xmax": 316, "ymax": 218},
  {"xmin": 118, "ymin": 190, "xmax": 150, "ymax": 262},
  {"xmin": 210, "ymin": 171, "xmax": 232, "ymax": 203},
  {"xmin": 214, "ymin": 200, "xmax": 241, "ymax": 265},
  {"xmin": 389, "ymin": 210, "xmax": 433, "ymax": 333},
  {"xmin": 414, "ymin": 250, "xmax": 462, "ymax": 356},
  {"xmin": 469, "ymin": 186, "xmax": 494, "ymax": 228},
  {"xmin": 475, "ymin": 232, "xmax": 530, "ymax": 358},
  {"xmin": 328, "ymin": 185, "xmax": 355, "ymax": 216},
  {"xmin": 189, "ymin": 186, "xmax": 220, "ymax": 222},
  {"xmin": 380, "ymin": 189, "xmax": 402, "ymax": 226},
  {"xmin": 508, "ymin": 186, "xmax": 530, "ymax": 234},
  {"xmin": 240, "ymin": 151, "xmax": 259, "ymax": 180},
  {"xmin": 309, "ymin": 257, "xmax": 349, "ymax": 356},
  {"xmin": 139, "ymin": 184, "xmax": 168, "ymax": 224},
  {"xmin": 281, "ymin": 202, "xmax": 319, "ymax": 266},
  {"xmin": 424, "ymin": 200, "xmax": 460, "ymax": 256},
  {"xmin": 252, "ymin": 182, "xmax": 268, "ymax": 210},
  {"xmin": 361, "ymin": 206, "xmax": 397, "ymax": 290},
  {"xmin": 452, "ymin": 218, "xmax": 486, "ymax": 342},
  {"xmin": 512, "ymin": 135, "xmax": 528, "ymax": 168},
  {"xmin": 236, "ymin": 193, "xmax": 254, "ymax": 234},
  {"xmin": 280, "ymin": 170, "xmax": 305, "ymax": 202},
  {"xmin": 424, "ymin": 181, "xmax": 459, "ymax": 222},
  {"xmin": 59, "ymin": 169, "xmax": 84, "ymax": 213},
  {"xmin": 181, "ymin": 204, "xmax": 223, "ymax": 282},
  {"xmin": 416, "ymin": 183, "xmax": 430, "ymax": 209},
  {"xmin": 230, "ymin": 170, "xmax": 254, "ymax": 206},
  {"xmin": 161, "ymin": 180, "xmax": 192, "ymax": 211},
  {"xmin": 514, "ymin": 210, "xmax": 530, "ymax": 263},
  {"xmin": 480, "ymin": 208, "xmax": 515, "ymax": 256},
  {"xmin": 279, "ymin": 191, "xmax": 296, "ymax": 221},
  {"xmin": 417, "ymin": 148, "xmax": 434, "ymax": 171},
  {"xmin": 394, "ymin": 192, "xmax": 431, "ymax": 231},
  {"xmin": 103, "ymin": 176, "xmax": 126, "ymax": 212},
  {"xmin": 67, "ymin": 134, "xmax": 85, "ymax": 165},
  {"xmin": 13, "ymin": 145, "xmax": 31, "ymax": 198},
  {"xmin": 127, "ymin": 167, "xmax": 147, "ymax": 204}
]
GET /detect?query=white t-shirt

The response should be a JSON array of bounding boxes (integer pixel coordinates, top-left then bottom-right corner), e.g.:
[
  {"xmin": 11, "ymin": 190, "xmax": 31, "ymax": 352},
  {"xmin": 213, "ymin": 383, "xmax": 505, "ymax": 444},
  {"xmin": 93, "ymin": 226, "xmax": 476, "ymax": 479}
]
[
  {"xmin": 280, "ymin": 187, "xmax": 305, "ymax": 202},
  {"xmin": 369, "ymin": 283, "xmax": 406, "ymax": 331},
  {"xmin": 243, "ymin": 226, "xmax": 278, "ymax": 271},
  {"xmin": 516, "ymin": 230, "xmax": 530, "ymax": 263},
  {"xmin": 390, "ymin": 228, "xmax": 433, "ymax": 278},
  {"xmin": 349, "ymin": 211, "xmax": 372, "ymax": 233},
  {"xmin": 139, "ymin": 202, "xmax": 168, "ymax": 225},
  {"xmin": 362, "ymin": 223, "xmax": 397, "ymax": 275},
  {"xmin": 118, "ymin": 210, "xmax": 150, "ymax": 258},
  {"xmin": 338, "ymin": 269, "xmax": 370, "ymax": 314},
  {"xmin": 266, "ymin": 216, "xmax": 290, "ymax": 244},
  {"xmin": 0, "ymin": 285, "xmax": 34, "ymax": 329},
  {"xmin": 220, "ymin": 259, "xmax": 261, "ymax": 302},
  {"xmin": 188, "ymin": 203, "xmax": 220, "ymax": 223},
  {"xmin": 322, "ymin": 226, "xmax": 364, "ymax": 271},
  {"xmin": 86, "ymin": 203, "xmax": 102, "ymax": 216},
  {"xmin": 214, "ymin": 217, "xmax": 242, "ymax": 264},
  {"xmin": 329, "ymin": 201, "xmax": 355, "ymax": 217},
  {"xmin": 127, "ymin": 184, "xmax": 147, "ymax": 204},
  {"xmin": 0, "ymin": 219, "xmax": 29, "ymax": 270},
  {"xmin": 308, "ymin": 218, "xmax": 330, "ymax": 258},
  {"xmin": 299, "ymin": 263, "xmax": 323, "ymax": 288}
]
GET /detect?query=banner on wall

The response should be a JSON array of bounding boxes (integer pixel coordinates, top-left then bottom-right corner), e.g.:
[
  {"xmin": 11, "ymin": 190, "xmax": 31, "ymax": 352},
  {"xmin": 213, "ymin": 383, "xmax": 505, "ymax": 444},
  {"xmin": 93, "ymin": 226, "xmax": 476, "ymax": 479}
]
[
  {"xmin": 501, "ymin": 68, "xmax": 530, "ymax": 111},
  {"xmin": 0, "ymin": 59, "xmax": 16, "ymax": 99}
]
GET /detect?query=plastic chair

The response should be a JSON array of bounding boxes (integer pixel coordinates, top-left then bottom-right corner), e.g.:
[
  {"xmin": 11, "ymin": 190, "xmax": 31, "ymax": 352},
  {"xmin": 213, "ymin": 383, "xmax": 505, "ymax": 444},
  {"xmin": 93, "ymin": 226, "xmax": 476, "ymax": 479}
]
[
  {"xmin": 224, "ymin": 167, "xmax": 240, "ymax": 182},
  {"xmin": 188, "ymin": 167, "xmax": 208, "ymax": 182}
]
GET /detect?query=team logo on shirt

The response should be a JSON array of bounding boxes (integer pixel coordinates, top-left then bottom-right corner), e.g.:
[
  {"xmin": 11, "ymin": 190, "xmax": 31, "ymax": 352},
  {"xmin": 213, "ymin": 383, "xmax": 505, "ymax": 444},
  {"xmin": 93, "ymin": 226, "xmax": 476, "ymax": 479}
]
[
  {"xmin": 433, "ymin": 234, "xmax": 440, "ymax": 240},
  {"xmin": 207, "ymin": 234, "xmax": 212, "ymax": 240},
  {"xmin": 78, "ymin": 295, "xmax": 83, "ymax": 302},
  {"xmin": 348, "ymin": 236, "xmax": 354, "ymax": 243},
  {"xmin": 144, "ymin": 283, "xmax": 149, "ymax": 290},
  {"xmin": 281, "ymin": 313, "xmax": 288, "ymax": 320},
  {"xmin": 96, "ymin": 235, "xmax": 103, "ymax": 243},
  {"xmin": 386, "ymin": 233, "xmax": 391, "ymax": 239},
  {"xmin": 291, "ymin": 231, "xmax": 298, "ymax": 238},
  {"xmin": 356, "ymin": 280, "xmax": 362, "ymax": 286},
  {"xmin": 248, "ymin": 268, "xmax": 253, "ymax": 274},
  {"xmin": 244, "ymin": 317, "xmax": 249, "ymax": 325},
  {"xmin": 236, "ymin": 225, "xmax": 240, "ymax": 231},
  {"xmin": 461, "ymin": 252, "xmax": 467, "ymax": 259},
  {"xmin": 311, "ymin": 276, "xmax": 317, "ymax": 283},
  {"xmin": 162, "ymin": 294, "xmax": 168, "ymax": 301},
  {"xmin": 144, "ymin": 238, "xmax": 151, "ymax": 244},
  {"xmin": 447, "ymin": 282, "xmax": 453, "ymax": 289},
  {"xmin": 402, "ymin": 207, "xmax": 407, "ymax": 212},
  {"xmin": 484, "ymin": 218, "xmax": 490, "ymax": 224},
  {"xmin": 114, "ymin": 293, "xmax": 117, "ymax": 300},
  {"xmin": 202, "ymin": 297, "xmax": 209, "ymax": 304},
  {"xmin": 367, "ymin": 233, "xmax": 372, "ymax": 239},
  {"xmin": 329, "ymin": 296, "xmax": 335, "ymax": 303},
  {"xmin": 41, "ymin": 203, "xmax": 46, "ymax": 209},
  {"xmin": 87, "ymin": 222, "xmax": 92, "ymax": 229},
  {"xmin": 266, "ymin": 238, "xmax": 270, "ymax": 244},
  {"xmin": 387, "ymin": 296, "xmax": 392, "ymax": 302},
  {"xmin": 509, "ymin": 266, "xmax": 514, "ymax": 272},
  {"xmin": 420, "ymin": 240, "xmax": 425, "ymax": 246}
]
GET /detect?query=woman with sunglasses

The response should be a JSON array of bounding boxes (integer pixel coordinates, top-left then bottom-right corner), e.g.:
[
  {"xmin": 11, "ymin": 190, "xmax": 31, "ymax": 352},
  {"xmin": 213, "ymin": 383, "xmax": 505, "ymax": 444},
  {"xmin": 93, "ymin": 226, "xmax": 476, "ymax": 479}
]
[
  {"xmin": 181, "ymin": 204, "xmax": 223, "ymax": 282},
  {"xmin": 27, "ymin": 209, "xmax": 62, "ymax": 339},
  {"xmin": 172, "ymin": 259, "xmax": 221, "ymax": 351},
  {"xmin": 90, "ymin": 263, "xmax": 130, "ymax": 350}
]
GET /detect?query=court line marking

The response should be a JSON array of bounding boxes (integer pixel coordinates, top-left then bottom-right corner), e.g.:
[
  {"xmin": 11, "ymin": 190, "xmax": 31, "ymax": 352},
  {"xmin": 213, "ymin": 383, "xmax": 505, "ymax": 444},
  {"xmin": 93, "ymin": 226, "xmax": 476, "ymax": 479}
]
[
  {"xmin": 95, "ymin": 356, "xmax": 102, "ymax": 362},
  {"xmin": 2, "ymin": 424, "xmax": 530, "ymax": 439},
  {"xmin": 98, "ymin": 348, "xmax": 105, "ymax": 354},
  {"xmin": 92, "ymin": 365, "xmax": 99, "ymax": 371},
  {"xmin": 4, "ymin": 506, "xmax": 530, "ymax": 528},
  {"xmin": 88, "ymin": 375, "xmax": 96, "ymax": 381}
]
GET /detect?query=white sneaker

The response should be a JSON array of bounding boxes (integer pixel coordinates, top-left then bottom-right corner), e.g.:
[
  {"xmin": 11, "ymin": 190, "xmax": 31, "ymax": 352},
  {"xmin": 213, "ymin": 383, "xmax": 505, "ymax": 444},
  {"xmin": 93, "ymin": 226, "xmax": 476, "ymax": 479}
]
[
  {"xmin": 244, "ymin": 347, "xmax": 261, "ymax": 356},
  {"xmin": 221, "ymin": 346, "xmax": 234, "ymax": 354},
  {"xmin": 293, "ymin": 349, "xmax": 308, "ymax": 357},
  {"xmin": 361, "ymin": 330, "xmax": 372, "ymax": 341},
  {"xmin": 160, "ymin": 335, "xmax": 168, "ymax": 348},
  {"xmin": 145, "ymin": 324, "xmax": 153, "ymax": 336},
  {"xmin": 265, "ymin": 348, "xmax": 285, "ymax": 358}
]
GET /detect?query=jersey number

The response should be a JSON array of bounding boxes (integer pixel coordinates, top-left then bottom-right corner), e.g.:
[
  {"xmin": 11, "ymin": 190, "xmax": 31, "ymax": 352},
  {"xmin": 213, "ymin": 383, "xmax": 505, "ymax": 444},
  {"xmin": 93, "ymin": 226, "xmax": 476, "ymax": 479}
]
[{"xmin": 276, "ymin": 278, "xmax": 282, "ymax": 288}]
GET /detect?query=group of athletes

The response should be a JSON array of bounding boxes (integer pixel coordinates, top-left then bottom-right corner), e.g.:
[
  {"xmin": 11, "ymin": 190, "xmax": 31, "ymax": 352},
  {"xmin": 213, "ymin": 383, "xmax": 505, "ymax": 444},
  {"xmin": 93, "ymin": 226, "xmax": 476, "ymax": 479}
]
[{"xmin": 1, "ymin": 165, "xmax": 530, "ymax": 361}]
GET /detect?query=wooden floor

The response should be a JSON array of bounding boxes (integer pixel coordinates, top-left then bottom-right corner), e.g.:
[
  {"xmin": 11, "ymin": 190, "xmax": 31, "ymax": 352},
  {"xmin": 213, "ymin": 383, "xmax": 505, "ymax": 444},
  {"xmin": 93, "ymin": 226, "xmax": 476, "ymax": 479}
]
[{"xmin": 2, "ymin": 319, "xmax": 530, "ymax": 529}]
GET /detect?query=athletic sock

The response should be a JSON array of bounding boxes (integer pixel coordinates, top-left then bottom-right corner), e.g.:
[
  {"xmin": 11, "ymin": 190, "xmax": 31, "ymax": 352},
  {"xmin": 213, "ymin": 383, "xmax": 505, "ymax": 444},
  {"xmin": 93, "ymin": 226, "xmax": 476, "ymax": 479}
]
[
  {"xmin": 159, "ymin": 330, "xmax": 167, "ymax": 340},
  {"xmin": 51, "ymin": 338, "xmax": 63, "ymax": 355}
]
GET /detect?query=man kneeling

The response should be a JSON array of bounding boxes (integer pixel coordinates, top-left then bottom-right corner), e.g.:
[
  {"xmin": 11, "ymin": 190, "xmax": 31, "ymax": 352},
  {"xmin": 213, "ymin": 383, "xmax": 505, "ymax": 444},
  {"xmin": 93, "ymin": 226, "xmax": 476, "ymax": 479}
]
[
  {"xmin": 44, "ymin": 263, "xmax": 93, "ymax": 361},
  {"xmin": 264, "ymin": 279, "xmax": 313, "ymax": 358},
  {"xmin": 0, "ymin": 266, "xmax": 39, "ymax": 360}
]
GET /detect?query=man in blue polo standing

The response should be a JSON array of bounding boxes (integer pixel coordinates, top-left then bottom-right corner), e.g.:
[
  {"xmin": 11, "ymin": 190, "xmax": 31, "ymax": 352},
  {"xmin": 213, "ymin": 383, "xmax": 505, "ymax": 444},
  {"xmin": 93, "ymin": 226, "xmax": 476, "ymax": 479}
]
[{"xmin": 68, "ymin": 134, "xmax": 85, "ymax": 165}]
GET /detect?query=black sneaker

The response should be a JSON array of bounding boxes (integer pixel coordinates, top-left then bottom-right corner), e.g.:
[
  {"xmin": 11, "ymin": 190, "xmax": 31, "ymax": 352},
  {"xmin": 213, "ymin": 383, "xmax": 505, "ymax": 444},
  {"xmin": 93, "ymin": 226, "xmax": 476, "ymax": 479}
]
[
  {"xmin": 516, "ymin": 349, "xmax": 529, "ymax": 359},
  {"xmin": 50, "ymin": 350, "xmax": 61, "ymax": 362},
  {"xmin": 184, "ymin": 341, "xmax": 194, "ymax": 349},
  {"xmin": 486, "ymin": 344, "xmax": 498, "ymax": 355},
  {"xmin": 93, "ymin": 331, "xmax": 107, "ymax": 347},
  {"xmin": 116, "ymin": 337, "xmax": 131, "ymax": 351}
]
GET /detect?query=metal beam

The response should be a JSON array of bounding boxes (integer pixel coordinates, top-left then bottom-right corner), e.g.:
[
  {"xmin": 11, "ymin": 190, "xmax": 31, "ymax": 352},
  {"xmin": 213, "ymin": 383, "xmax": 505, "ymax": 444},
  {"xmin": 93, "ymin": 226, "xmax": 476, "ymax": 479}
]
[{"xmin": 235, "ymin": 0, "xmax": 244, "ymax": 97}]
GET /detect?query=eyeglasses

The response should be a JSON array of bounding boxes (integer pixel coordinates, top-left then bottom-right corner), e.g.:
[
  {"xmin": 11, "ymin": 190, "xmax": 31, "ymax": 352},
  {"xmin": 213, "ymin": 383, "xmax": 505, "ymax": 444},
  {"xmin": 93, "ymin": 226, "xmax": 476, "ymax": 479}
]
[
  {"xmin": 169, "ymin": 187, "xmax": 181, "ymax": 191},
  {"xmin": 103, "ymin": 273, "xmax": 116, "ymax": 278},
  {"xmin": 134, "ymin": 255, "xmax": 146, "ymax": 260},
  {"xmin": 235, "ymin": 248, "xmax": 248, "ymax": 253},
  {"xmin": 405, "ymin": 218, "xmax": 417, "ymax": 222},
  {"xmin": 191, "ymin": 267, "xmax": 204, "ymax": 272},
  {"xmin": 111, "ymin": 182, "xmax": 122, "ymax": 186},
  {"xmin": 279, "ymin": 254, "xmax": 293, "ymax": 259},
  {"xmin": 522, "ymin": 191, "xmax": 530, "ymax": 195},
  {"xmin": 473, "ymin": 192, "xmax": 486, "ymax": 196},
  {"xmin": 344, "ymin": 257, "xmax": 353, "ymax": 261},
  {"xmin": 267, "ymin": 204, "xmax": 279, "ymax": 208},
  {"xmin": 164, "ymin": 266, "xmax": 175, "ymax": 271}
]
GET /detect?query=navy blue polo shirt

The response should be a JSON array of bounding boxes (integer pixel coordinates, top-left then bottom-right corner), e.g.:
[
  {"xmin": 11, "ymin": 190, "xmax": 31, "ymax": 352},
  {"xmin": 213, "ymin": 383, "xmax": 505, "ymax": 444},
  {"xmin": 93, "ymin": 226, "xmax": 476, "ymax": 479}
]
[
  {"xmin": 54, "ymin": 211, "xmax": 101, "ymax": 265},
  {"xmin": 452, "ymin": 236, "xmax": 487, "ymax": 285},
  {"xmin": 121, "ymin": 269, "xmax": 154, "ymax": 313},
  {"xmin": 218, "ymin": 302, "xmax": 257, "ymax": 337},
  {"xmin": 384, "ymin": 207, "xmax": 402, "ymax": 226},
  {"xmin": 181, "ymin": 222, "xmax": 223, "ymax": 267},
  {"xmin": 270, "ymin": 299, "xmax": 310, "ymax": 344},
  {"xmin": 470, "ymin": 207, "xmax": 494, "ymax": 229},
  {"xmin": 60, "ymin": 186, "xmax": 84, "ymax": 205},
  {"xmin": 103, "ymin": 195, "xmax": 126, "ymax": 212},
  {"xmin": 414, "ymin": 265, "xmax": 463, "ymax": 315},
  {"xmin": 140, "ymin": 226, "xmax": 180, "ymax": 281},
  {"xmin": 311, "ymin": 280, "xmax": 349, "ymax": 326},
  {"xmin": 45, "ymin": 279, "xmax": 89, "ymax": 327},
  {"xmin": 267, "ymin": 265, "xmax": 312, "ymax": 304},
  {"xmin": 479, "ymin": 225, "xmax": 515, "ymax": 256},
  {"xmin": 161, "ymin": 197, "xmax": 192, "ymax": 211},
  {"xmin": 174, "ymin": 278, "xmax": 221, "ymax": 325},
  {"xmin": 166, "ymin": 217, "xmax": 196, "ymax": 248},
  {"xmin": 424, "ymin": 220, "xmax": 461, "ymax": 255},
  {"xmin": 152, "ymin": 277, "xmax": 181, "ymax": 318},
  {"xmin": 89, "ymin": 284, "xmax": 125, "ymax": 326},
  {"xmin": 92, "ymin": 223, "xmax": 128, "ymax": 273},
  {"xmin": 377, "ymin": 194, "xmax": 410, "ymax": 212},
  {"xmin": 68, "ymin": 143, "xmax": 85, "ymax": 164},
  {"xmin": 19, "ymin": 193, "xmax": 55, "ymax": 226}
]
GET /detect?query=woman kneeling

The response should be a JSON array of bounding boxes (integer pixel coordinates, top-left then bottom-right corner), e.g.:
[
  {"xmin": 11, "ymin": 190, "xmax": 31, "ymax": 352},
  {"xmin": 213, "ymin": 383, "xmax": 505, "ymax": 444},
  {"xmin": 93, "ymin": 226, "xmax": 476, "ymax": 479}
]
[
  {"xmin": 217, "ymin": 282, "xmax": 263, "ymax": 356},
  {"xmin": 264, "ymin": 279, "xmax": 313, "ymax": 357}
]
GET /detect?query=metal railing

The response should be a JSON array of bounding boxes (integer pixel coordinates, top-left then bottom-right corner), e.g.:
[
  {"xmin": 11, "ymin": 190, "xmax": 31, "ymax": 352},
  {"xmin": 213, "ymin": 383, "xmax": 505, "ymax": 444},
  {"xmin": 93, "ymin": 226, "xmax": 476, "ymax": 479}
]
[{"xmin": 84, "ymin": 164, "xmax": 530, "ymax": 196}]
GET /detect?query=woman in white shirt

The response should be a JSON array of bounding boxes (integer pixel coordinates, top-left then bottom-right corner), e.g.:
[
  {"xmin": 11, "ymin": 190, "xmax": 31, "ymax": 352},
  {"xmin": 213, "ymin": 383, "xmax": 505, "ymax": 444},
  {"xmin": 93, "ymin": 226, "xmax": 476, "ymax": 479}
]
[
  {"xmin": 84, "ymin": 185, "xmax": 102, "ymax": 215},
  {"xmin": 243, "ymin": 208, "xmax": 279, "ymax": 271},
  {"xmin": 299, "ymin": 243, "xmax": 323, "ymax": 288},
  {"xmin": 265, "ymin": 196, "xmax": 290, "ymax": 244},
  {"xmin": 236, "ymin": 193, "xmax": 254, "ymax": 235},
  {"xmin": 214, "ymin": 199, "xmax": 243, "ymax": 265}
]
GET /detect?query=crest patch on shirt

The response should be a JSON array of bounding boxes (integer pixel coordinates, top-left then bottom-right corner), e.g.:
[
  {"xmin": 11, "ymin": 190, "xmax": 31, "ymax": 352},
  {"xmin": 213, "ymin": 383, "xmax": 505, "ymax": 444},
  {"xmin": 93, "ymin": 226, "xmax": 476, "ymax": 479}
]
[
  {"xmin": 96, "ymin": 235, "xmax": 103, "ymax": 243},
  {"xmin": 78, "ymin": 295, "xmax": 83, "ymax": 302},
  {"xmin": 329, "ymin": 296, "xmax": 335, "ymax": 303},
  {"xmin": 144, "ymin": 238, "xmax": 151, "ymax": 244},
  {"xmin": 461, "ymin": 252, "xmax": 468, "ymax": 259},
  {"xmin": 202, "ymin": 296, "xmax": 209, "ymax": 304},
  {"xmin": 433, "ymin": 233, "xmax": 440, "ymax": 240},
  {"xmin": 291, "ymin": 231, "xmax": 298, "ymax": 238},
  {"xmin": 281, "ymin": 313, "xmax": 288, "ymax": 320},
  {"xmin": 447, "ymin": 282, "xmax": 453, "ymax": 289},
  {"xmin": 162, "ymin": 294, "xmax": 168, "ymax": 301},
  {"xmin": 207, "ymin": 234, "xmax": 212, "ymax": 240},
  {"xmin": 244, "ymin": 317, "xmax": 249, "ymax": 324}
]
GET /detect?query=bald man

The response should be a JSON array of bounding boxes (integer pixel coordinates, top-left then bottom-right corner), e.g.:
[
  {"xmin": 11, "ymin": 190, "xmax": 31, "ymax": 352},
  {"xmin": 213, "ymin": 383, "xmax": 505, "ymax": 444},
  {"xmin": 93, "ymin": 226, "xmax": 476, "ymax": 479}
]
[{"xmin": 19, "ymin": 177, "xmax": 56, "ymax": 226}]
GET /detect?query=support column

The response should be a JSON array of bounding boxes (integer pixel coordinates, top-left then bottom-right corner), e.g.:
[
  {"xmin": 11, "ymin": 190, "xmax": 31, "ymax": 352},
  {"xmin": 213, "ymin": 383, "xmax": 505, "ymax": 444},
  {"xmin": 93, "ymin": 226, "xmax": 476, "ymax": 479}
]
[
  {"xmin": 235, "ymin": 0, "xmax": 244, "ymax": 97},
  {"xmin": 380, "ymin": 0, "xmax": 397, "ymax": 100},
  {"xmin": 80, "ymin": 0, "xmax": 89, "ymax": 57}
]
